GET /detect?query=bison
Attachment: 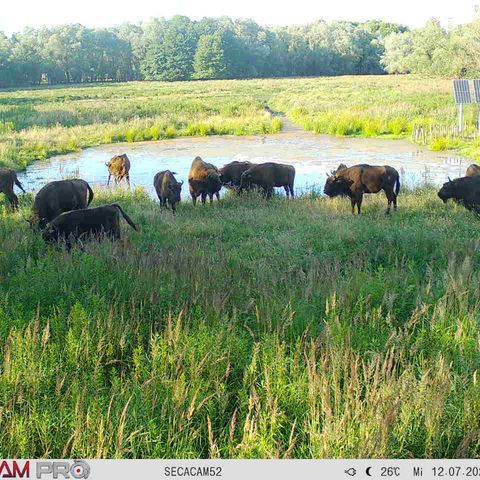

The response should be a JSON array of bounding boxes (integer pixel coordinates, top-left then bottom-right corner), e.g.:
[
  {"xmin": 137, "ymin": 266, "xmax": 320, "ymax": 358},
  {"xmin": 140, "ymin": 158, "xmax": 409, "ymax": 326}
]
[
  {"xmin": 466, "ymin": 164, "xmax": 480, "ymax": 177},
  {"xmin": 324, "ymin": 164, "xmax": 400, "ymax": 214},
  {"xmin": 219, "ymin": 161, "xmax": 253, "ymax": 192},
  {"xmin": 188, "ymin": 156, "xmax": 222, "ymax": 205},
  {"xmin": 240, "ymin": 162, "xmax": 295, "ymax": 198},
  {"xmin": 153, "ymin": 170, "xmax": 183, "ymax": 214},
  {"xmin": 31, "ymin": 179, "xmax": 94, "ymax": 229},
  {"xmin": 42, "ymin": 203, "xmax": 138, "ymax": 249},
  {"xmin": 106, "ymin": 154, "xmax": 131, "ymax": 187},
  {"xmin": 437, "ymin": 176, "xmax": 480, "ymax": 212},
  {"xmin": 0, "ymin": 167, "xmax": 25, "ymax": 210}
]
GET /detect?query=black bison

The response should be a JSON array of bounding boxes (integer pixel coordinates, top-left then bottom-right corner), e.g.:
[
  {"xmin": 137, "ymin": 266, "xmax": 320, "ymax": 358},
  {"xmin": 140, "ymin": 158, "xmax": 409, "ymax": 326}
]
[
  {"xmin": 106, "ymin": 154, "xmax": 131, "ymax": 187},
  {"xmin": 324, "ymin": 164, "xmax": 400, "ymax": 214},
  {"xmin": 31, "ymin": 179, "xmax": 94, "ymax": 229},
  {"xmin": 437, "ymin": 176, "xmax": 480, "ymax": 212},
  {"xmin": 42, "ymin": 204, "xmax": 138, "ymax": 248},
  {"xmin": 219, "ymin": 161, "xmax": 253, "ymax": 192},
  {"xmin": 240, "ymin": 162, "xmax": 295, "ymax": 198},
  {"xmin": 188, "ymin": 156, "xmax": 222, "ymax": 205},
  {"xmin": 466, "ymin": 164, "xmax": 480, "ymax": 177},
  {"xmin": 0, "ymin": 167, "xmax": 25, "ymax": 210},
  {"xmin": 153, "ymin": 170, "xmax": 183, "ymax": 214}
]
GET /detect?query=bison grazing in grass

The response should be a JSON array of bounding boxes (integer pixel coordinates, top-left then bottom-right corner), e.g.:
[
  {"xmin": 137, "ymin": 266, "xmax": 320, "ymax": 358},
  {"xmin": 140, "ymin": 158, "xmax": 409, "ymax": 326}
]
[
  {"xmin": 106, "ymin": 154, "xmax": 131, "ymax": 187},
  {"xmin": 219, "ymin": 161, "xmax": 252, "ymax": 192},
  {"xmin": 324, "ymin": 164, "xmax": 400, "ymax": 214},
  {"xmin": 240, "ymin": 162, "xmax": 295, "ymax": 198},
  {"xmin": 42, "ymin": 204, "xmax": 138, "ymax": 249},
  {"xmin": 466, "ymin": 164, "xmax": 480, "ymax": 177},
  {"xmin": 188, "ymin": 156, "xmax": 222, "ymax": 205},
  {"xmin": 31, "ymin": 179, "xmax": 94, "ymax": 229},
  {"xmin": 0, "ymin": 167, "xmax": 25, "ymax": 210},
  {"xmin": 437, "ymin": 176, "xmax": 480, "ymax": 212},
  {"xmin": 154, "ymin": 170, "xmax": 183, "ymax": 214}
]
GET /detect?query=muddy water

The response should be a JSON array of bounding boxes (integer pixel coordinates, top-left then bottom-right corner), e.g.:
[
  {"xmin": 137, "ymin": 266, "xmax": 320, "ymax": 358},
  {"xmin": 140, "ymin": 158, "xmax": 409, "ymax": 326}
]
[{"xmin": 17, "ymin": 131, "xmax": 470, "ymax": 197}]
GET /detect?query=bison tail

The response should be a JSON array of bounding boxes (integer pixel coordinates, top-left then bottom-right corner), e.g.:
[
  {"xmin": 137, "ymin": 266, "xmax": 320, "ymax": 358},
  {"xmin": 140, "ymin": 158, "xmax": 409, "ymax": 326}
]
[
  {"xmin": 395, "ymin": 176, "xmax": 401, "ymax": 196},
  {"xmin": 15, "ymin": 176, "xmax": 26, "ymax": 193},
  {"xmin": 87, "ymin": 183, "xmax": 94, "ymax": 206},
  {"xmin": 112, "ymin": 204, "xmax": 139, "ymax": 231}
]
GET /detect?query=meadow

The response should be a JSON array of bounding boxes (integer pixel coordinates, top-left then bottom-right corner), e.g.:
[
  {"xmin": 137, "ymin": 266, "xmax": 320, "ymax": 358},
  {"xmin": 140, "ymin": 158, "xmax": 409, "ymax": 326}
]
[
  {"xmin": 1, "ymin": 188, "xmax": 480, "ymax": 458},
  {"xmin": 1, "ymin": 75, "xmax": 480, "ymax": 172}
]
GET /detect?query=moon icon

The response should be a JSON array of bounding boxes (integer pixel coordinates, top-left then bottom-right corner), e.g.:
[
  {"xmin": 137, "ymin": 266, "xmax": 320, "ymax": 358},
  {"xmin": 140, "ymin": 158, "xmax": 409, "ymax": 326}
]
[{"xmin": 366, "ymin": 467, "xmax": 372, "ymax": 477}]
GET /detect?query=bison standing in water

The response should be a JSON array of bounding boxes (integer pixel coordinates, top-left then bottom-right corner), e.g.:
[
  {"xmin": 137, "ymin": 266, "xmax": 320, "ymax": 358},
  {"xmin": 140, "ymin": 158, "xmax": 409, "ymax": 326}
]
[
  {"xmin": 106, "ymin": 154, "xmax": 131, "ymax": 187},
  {"xmin": 42, "ymin": 204, "xmax": 138, "ymax": 249},
  {"xmin": 324, "ymin": 164, "xmax": 400, "ymax": 214},
  {"xmin": 437, "ymin": 176, "xmax": 480, "ymax": 212},
  {"xmin": 188, "ymin": 156, "xmax": 222, "ymax": 205},
  {"xmin": 31, "ymin": 179, "xmax": 94, "ymax": 229},
  {"xmin": 240, "ymin": 162, "xmax": 295, "ymax": 198},
  {"xmin": 0, "ymin": 167, "xmax": 25, "ymax": 210},
  {"xmin": 154, "ymin": 170, "xmax": 183, "ymax": 214},
  {"xmin": 466, "ymin": 164, "xmax": 480, "ymax": 177},
  {"xmin": 219, "ymin": 161, "xmax": 252, "ymax": 192}
]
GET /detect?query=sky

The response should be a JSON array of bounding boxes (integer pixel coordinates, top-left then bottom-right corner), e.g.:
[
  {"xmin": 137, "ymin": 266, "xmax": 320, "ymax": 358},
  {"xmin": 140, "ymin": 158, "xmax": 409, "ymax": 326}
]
[{"xmin": 0, "ymin": 0, "xmax": 478, "ymax": 34}]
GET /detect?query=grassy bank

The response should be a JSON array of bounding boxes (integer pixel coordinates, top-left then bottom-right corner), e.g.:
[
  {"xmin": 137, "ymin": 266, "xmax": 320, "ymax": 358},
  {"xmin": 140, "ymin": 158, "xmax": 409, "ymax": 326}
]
[
  {"xmin": 2, "ymin": 76, "xmax": 480, "ymax": 172},
  {"xmin": 1, "ymin": 188, "xmax": 480, "ymax": 458}
]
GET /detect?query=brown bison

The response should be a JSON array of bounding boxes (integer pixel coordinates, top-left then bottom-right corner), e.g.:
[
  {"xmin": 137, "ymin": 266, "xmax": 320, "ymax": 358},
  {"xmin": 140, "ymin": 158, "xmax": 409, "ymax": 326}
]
[
  {"xmin": 466, "ymin": 164, "xmax": 480, "ymax": 177},
  {"xmin": 42, "ymin": 204, "xmax": 138, "ymax": 249},
  {"xmin": 437, "ymin": 176, "xmax": 480, "ymax": 212},
  {"xmin": 240, "ymin": 162, "xmax": 295, "ymax": 198},
  {"xmin": 153, "ymin": 170, "xmax": 183, "ymax": 214},
  {"xmin": 0, "ymin": 167, "xmax": 25, "ymax": 210},
  {"xmin": 188, "ymin": 156, "xmax": 222, "ymax": 205},
  {"xmin": 31, "ymin": 179, "xmax": 94, "ymax": 229},
  {"xmin": 219, "ymin": 161, "xmax": 253, "ymax": 192},
  {"xmin": 106, "ymin": 154, "xmax": 131, "ymax": 187},
  {"xmin": 324, "ymin": 164, "xmax": 400, "ymax": 214}
]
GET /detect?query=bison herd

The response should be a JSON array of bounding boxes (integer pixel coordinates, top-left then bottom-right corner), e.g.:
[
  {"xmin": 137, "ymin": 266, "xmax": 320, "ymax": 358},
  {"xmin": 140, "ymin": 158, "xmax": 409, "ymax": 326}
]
[{"xmin": 2, "ymin": 152, "xmax": 480, "ymax": 250}]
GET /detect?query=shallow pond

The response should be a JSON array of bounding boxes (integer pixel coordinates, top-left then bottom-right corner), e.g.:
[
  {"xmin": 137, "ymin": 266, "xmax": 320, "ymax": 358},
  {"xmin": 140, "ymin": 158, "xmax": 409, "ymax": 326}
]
[{"xmin": 17, "ymin": 131, "xmax": 470, "ymax": 197}]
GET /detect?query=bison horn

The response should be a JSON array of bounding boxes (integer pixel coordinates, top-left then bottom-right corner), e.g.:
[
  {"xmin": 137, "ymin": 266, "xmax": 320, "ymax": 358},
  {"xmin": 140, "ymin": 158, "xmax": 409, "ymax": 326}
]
[
  {"xmin": 180, "ymin": 180, "xmax": 184, "ymax": 186},
  {"xmin": 448, "ymin": 176, "xmax": 452, "ymax": 182}
]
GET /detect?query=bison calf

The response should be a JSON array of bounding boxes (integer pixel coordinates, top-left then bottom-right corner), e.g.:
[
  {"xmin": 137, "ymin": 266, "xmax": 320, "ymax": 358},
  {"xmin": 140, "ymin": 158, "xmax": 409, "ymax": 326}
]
[
  {"xmin": 154, "ymin": 170, "xmax": 183, "ymax": 214},
  {"xmin": 0, "ymin": 167, "xmax": 25, "ymax": 210},
  {"xmin": 106, "ymin": 154, "xmax": 131, "ymax": 187},
  {"xmin": 188, "ymin": 156, "xmax": 222, "ymax": 205},
  {"xmin": 42, "ymin": 203, "xmax": 138, "ymax": 249},
  {"xmin": 240, "ymin": 162, "xmax": 295, "ymax": 198},
  {"xmin": 324, "ymin": 164, "xmax": 400, "ymax": 214},
  {"xmin": 219, "ymin": 161, "xmax": 253, "ymax": 193},
  {"xmin": 31, "ymin": 179, "xmax": 94, "ymax": 229}
]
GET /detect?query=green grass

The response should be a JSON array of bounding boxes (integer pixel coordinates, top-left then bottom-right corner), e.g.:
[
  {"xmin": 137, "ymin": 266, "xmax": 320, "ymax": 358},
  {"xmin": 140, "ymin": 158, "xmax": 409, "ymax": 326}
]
[
  {"xmin": 1, "ymin": 187, "xmax": 480, "ymax": 458},
  {"xmin": 2, "ymin": 75, "xmax": 480, "ymax": 172}
]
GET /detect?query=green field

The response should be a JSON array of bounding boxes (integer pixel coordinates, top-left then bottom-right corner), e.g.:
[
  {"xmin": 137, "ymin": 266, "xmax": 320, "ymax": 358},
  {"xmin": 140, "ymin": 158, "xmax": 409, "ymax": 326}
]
[
  {"xmin": 1, "ymin": 188, "xmax": 480, "ymax": 458},
  {"xmin": 1, "ymin": 75, "xmax": 480, "ymax": 172}
]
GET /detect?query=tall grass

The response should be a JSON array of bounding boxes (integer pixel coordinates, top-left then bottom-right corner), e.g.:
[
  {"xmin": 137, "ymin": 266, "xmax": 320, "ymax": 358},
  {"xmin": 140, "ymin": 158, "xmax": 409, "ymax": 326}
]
[{"xmin": 1, "ymin": 187, "xmax": 480, "ymax": 458}]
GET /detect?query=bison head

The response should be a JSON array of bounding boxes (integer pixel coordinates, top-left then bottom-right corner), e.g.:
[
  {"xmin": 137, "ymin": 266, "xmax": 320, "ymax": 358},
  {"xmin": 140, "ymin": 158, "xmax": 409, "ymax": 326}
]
[
  {"xmin": 41, "ymin": 224, "xmax": 58, "ymax": 243},
  {"xmin": 324, "ymin": 174, "xmax": 352, "ymax": 197},
  {"xmin": 240, "ymin": 170, "xmax": 254, "ymax": 190},
  {"xmin": 168, "ymin": 181, "xmax": 183, "ymax": 204},
  {"xmin": 437, "ymin": 178, "xmax": 457, "ymax": 203}
]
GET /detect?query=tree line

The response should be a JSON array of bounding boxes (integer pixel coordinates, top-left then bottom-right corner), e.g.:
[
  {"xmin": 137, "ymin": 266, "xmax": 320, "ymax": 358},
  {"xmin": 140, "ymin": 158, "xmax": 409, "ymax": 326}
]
[{"xmin": 0, "ymin": 15, "xmax": 479, "ymax": 87}]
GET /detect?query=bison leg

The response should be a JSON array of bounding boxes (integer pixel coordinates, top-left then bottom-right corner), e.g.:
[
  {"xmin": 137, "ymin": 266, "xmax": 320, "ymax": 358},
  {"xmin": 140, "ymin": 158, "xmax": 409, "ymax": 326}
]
[
  {"xmin": 385, "ymin": 189, "xmax": 396, "ymax": 214},
  {"xmin": 208, "ymin": 193, "xmax": 214, "ymax": 204},
  {"xmin": 191, "ymin": 194, "xmax": 197, "ymax": 206},
  {"xmin": 201, "ymin": 193, "xmax": 207, "ymax": 205},
  {"xmin": 289, "ymin": 185, "xmax": 295, "ymax": 198},
  {"xmin": 107, "ymin": 174, "xmax": 111, "ymax": 186},
  {"xmin": 171, "ymin": 202, "xmax": 176, "ymax": 215},
  {"xmin": 284, "ymin": 185, "xmax": 290, "ymax": 198},
  {"xmin": 126, "ymin": 174, "xmax": 131, "ymax": 189},
  {"xmin": 215, "ymin": 192, "xmax": 220, "ymax": 201},
  {"xmin": 350, "ymin": 197, "xmax": 356, "ymax": 214},
  {"xmin": 7, "ymin": 193, "xmax": 19, "ymax": 210}
]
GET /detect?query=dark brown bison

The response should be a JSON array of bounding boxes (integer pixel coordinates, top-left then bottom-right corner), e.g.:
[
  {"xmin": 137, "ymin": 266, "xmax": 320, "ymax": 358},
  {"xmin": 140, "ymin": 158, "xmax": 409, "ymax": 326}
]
[
  {"xmin": 240, "ymin": 162, "xmax": 295, "ymax": 198},
  {"xmin": 466, "ymin": 164, "xmax": 480, "ymax": 177},
  {"xmin": 188, "ymin": 156, "xmax": 222, "ymax": 205},
  {"xmin": 219, "ymin": 161, "xmax": 253, "ymax": 192},
  {"xmin": 153, "ymin": 170, "xmax": 183, "ymax": 214},
  {"xmin": 42, "ymin": 204, "xmax": 138, "ymax": 249},
  {"xmin": 324, "ymin": 164, "xmax": 400, "ymax": 214},
  {"xmin": 106, "ymin": 154, "xmax": 131, "ymax": 187},
  {"xmin": 437, "ymin": 176, "xmax": 480, "ymax": 212},
  {"xmin": 31, "ymin": 179, "xmax": 94, "ymax": 229},
  {"xmin": 0, "ymin": 167, "xmax": 25, "ymax": 210}
]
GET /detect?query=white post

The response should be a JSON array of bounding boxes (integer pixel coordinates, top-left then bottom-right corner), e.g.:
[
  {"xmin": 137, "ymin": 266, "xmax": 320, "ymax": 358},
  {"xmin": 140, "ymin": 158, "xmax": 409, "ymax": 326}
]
[
  {"xmin": 459, "ymin": 104, "xmax": 463, "ymax": 134},
  {"xmin": 478, "ymin": 106, "xmax": 480, "ymax": 135}
]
